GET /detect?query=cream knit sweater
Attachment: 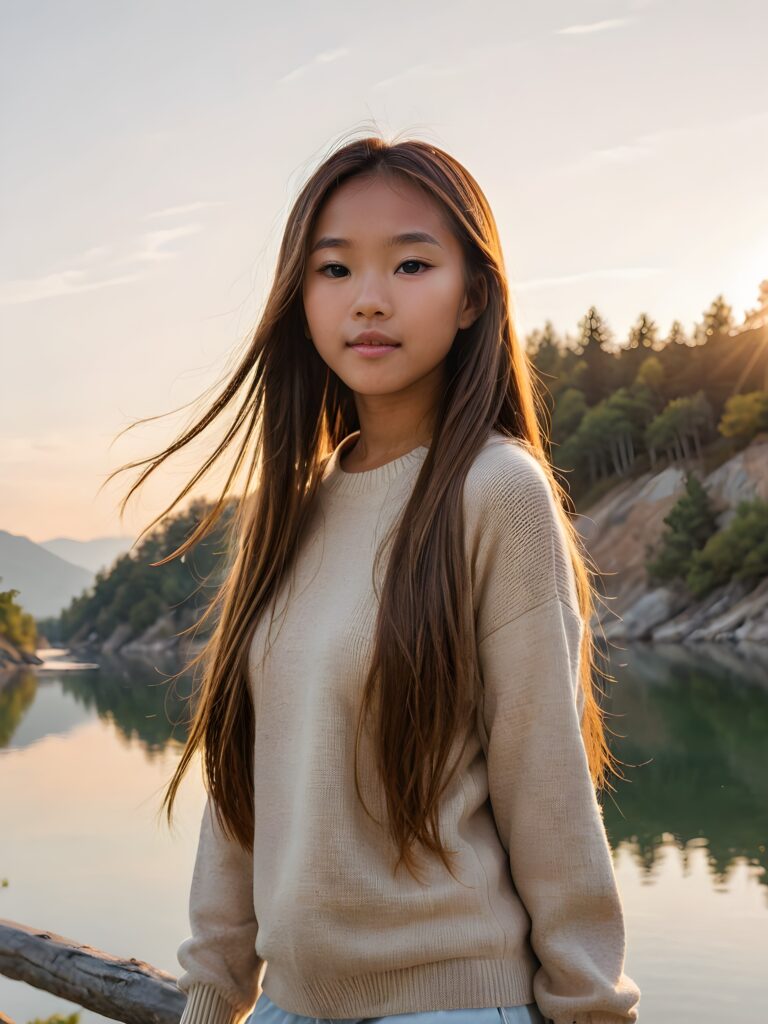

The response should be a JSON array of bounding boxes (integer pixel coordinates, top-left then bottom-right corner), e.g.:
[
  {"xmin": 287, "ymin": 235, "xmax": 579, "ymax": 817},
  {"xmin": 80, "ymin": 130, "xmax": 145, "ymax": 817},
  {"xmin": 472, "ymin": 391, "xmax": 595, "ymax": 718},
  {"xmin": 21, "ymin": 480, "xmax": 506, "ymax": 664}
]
[{"xmin": 176, "ymin": 429, "xmax": 641, "ymax": 1024}]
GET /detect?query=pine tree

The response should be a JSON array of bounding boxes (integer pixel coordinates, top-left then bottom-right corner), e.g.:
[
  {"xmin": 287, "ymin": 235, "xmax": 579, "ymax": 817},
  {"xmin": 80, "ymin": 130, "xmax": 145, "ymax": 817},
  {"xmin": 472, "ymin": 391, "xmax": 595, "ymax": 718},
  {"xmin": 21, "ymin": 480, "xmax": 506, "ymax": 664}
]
[
  {"xmin": 646, "ymin": 472, "xmax": 719, "ymax": 584},
  {"xmin": 693, "ymin": 294, "xmax": 735, "ymax": 344},
  {"xmin": 665, "ymin": 319, "xmax": 689, "ymax": 347},
  {"xmin": 575, "ymin": 306, "xmax": 614, "ymax": 405}
]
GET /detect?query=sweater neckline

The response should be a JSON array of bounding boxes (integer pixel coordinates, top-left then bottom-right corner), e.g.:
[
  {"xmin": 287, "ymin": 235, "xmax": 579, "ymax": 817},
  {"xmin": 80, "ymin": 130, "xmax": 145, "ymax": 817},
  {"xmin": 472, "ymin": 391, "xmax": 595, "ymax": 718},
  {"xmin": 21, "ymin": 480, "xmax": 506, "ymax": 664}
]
[{"xmin": 322, "ymin": 430, "xmax": 430, "ymax": 495}]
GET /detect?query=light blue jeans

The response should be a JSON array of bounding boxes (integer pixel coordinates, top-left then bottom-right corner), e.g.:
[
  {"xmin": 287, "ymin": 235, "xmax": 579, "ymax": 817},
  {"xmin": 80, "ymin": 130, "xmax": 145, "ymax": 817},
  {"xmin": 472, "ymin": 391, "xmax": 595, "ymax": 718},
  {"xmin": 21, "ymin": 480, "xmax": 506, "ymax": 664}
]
[{"xmin": 248, "ymin": 990, "xmax": 548, "ymax": 1024}]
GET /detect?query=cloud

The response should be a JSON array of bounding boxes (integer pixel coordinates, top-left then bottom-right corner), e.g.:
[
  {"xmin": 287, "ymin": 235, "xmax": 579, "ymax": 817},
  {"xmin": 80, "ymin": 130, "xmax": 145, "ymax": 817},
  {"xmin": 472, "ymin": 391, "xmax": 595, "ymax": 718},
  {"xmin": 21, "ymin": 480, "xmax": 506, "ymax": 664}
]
[
  {"xmin": 553, "ymin": 109, "xmax": 768, "ymax": 176},
  {"xmin": 0, "ymin": 215, "xmax": 205, "ymax": 305},
  {"xmin": 278, "ymin": 47, "xmax": 348, "ymax": 84},
  {"xmin": 557, "ymin": 18, "xmax": 629, "ymax": 35},
  {"xmin": 77, "ymin": 245, "xmax": 111, "ymax": 262},
  {"xmin": 513, "ymin": 267, "xmax": 665, "ymax": 291},
  {"xmin": 373, "ymin": 62, "xmax": 463, "ymax": 91},
  {"xmin": 123, "ymin": 222, "xmax": 203, "ymax": 264},
  {"xmin": 0, "ymin": 269, "xmax": 141, "ymax": 306},
  {"xmin": 565, "ymin": 142, "xmax": 654, "ymax": 173},
  {"xmin": 2, "ymin": 432, "xmax": 93, "ymax": 467},
  {"xmin": 146, "ymin": 201, "xmax": 224, "ymax": 219}
]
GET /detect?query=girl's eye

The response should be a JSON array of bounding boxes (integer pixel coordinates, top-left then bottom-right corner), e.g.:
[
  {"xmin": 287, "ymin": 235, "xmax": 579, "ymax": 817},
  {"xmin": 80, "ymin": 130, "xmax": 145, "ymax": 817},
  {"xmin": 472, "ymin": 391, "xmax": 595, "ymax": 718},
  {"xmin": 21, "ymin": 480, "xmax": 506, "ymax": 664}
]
[
  {"xmin": 317, "ymin": 260, "xmax": 430, "ymax": 278},
  {"xmin": 319, "ymin": 263, "xmax": 349, "ymax": 279},
  {"xmin": 398, "ymin": 259, "xmax": 429, "ymax": 275}
]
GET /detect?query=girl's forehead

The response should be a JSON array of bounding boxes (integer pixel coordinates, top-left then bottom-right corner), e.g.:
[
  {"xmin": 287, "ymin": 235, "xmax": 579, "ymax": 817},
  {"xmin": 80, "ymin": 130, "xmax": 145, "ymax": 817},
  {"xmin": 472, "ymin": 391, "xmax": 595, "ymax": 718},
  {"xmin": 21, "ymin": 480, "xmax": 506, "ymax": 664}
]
[{"xmin": 310, "ymin": 174, "xmax": 450, "ymax": 242}]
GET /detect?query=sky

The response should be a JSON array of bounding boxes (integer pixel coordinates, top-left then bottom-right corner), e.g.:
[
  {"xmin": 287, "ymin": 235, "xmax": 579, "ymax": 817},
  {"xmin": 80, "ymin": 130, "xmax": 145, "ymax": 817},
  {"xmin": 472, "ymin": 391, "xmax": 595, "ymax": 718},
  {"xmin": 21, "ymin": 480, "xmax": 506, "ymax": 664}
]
[{"xmin": 1, "ymin": 0, "xmax": 767, "ymax": 544}]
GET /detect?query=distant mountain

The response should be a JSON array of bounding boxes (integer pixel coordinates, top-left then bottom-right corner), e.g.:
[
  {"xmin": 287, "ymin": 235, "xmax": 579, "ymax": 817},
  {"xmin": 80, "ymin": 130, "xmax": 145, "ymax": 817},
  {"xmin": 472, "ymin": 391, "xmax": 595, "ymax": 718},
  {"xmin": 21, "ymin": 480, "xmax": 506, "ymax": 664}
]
[
  {"xmin": 0, "ymin": 529, "xmax": 95, "ymax": 619},
  {"xmin": 39, "ymin": 534, "xmax": 134, "ymax": 575}
]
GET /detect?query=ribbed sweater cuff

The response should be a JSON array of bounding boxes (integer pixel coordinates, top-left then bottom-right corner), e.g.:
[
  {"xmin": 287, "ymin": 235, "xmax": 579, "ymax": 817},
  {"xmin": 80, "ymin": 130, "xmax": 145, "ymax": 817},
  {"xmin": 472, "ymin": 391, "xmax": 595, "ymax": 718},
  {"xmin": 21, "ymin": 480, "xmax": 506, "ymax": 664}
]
[{"xmin": 178, "ymin": 982, "xmax": 248, "ymax": 1024}]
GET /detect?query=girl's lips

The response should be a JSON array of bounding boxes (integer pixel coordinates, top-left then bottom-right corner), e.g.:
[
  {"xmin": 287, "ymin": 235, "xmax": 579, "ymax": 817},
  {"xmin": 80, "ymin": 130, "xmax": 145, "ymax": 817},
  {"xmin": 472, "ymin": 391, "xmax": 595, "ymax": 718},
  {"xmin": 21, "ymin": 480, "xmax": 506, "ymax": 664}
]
[
  {"xmin": 351, "ymin": 330, "xmax": 399, "ymax": 345},
  {"xmin": 347, "ymin": 344, "xmax": 400, "ymax": 357}
]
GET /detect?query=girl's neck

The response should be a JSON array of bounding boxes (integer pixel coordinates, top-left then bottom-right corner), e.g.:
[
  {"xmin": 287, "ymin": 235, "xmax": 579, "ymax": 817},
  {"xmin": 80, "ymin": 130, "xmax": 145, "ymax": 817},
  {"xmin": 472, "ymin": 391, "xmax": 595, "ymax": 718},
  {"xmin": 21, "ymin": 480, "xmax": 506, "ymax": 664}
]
[{"xmin": 341, "ymin": 431, "xmax": 433, "ymax": 473}]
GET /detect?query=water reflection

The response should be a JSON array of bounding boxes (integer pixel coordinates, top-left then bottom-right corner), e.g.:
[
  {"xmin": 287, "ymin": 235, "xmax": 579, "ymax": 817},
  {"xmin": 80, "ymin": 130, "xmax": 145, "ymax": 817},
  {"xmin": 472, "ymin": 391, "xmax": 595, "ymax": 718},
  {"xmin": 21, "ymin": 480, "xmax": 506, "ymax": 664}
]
[
  {"xmin": 599, "ymin": 639, "xmax": 768, "ymax": 894},
  {"xmin": 1, "ymin": 639, "xmax": 766, "ymax": 891},
  {"xmin": 0, "ymin": 651, "xmax": 193, "ymax": 755}
]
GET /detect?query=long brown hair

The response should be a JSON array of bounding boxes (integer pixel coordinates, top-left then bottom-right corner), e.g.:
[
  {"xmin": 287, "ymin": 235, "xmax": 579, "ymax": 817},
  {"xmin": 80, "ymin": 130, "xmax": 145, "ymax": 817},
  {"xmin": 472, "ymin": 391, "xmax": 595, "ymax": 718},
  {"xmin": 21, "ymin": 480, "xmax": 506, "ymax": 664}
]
[{"xmin": 104, "ymin": 130, "xmax": 623, "ymax": 882}]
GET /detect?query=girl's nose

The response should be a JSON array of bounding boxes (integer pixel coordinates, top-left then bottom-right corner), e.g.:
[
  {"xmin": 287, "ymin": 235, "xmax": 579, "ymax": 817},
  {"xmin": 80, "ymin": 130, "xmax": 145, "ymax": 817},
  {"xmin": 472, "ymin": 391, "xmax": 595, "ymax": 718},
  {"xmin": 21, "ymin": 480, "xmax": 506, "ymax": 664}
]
[{"xmin": 353, "ymin": 275, "xmax": 392, "ymax": 319}]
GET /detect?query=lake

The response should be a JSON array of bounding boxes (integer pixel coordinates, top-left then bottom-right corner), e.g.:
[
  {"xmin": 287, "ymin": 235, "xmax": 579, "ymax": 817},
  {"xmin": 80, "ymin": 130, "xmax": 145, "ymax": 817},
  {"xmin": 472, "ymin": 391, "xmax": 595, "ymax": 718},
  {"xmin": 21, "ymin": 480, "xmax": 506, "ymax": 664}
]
[{"xmin": 1, "ymin": 641, "xmax": 766, "ymax": 1024}]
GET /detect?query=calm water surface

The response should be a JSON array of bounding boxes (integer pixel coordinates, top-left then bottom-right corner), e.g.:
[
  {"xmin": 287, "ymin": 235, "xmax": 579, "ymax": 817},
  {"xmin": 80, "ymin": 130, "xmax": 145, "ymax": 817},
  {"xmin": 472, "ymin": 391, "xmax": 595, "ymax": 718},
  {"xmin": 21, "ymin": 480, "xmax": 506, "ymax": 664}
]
[{"xmin": 1, "ymin": 642, "xmax": 766, "ymax": 1024}]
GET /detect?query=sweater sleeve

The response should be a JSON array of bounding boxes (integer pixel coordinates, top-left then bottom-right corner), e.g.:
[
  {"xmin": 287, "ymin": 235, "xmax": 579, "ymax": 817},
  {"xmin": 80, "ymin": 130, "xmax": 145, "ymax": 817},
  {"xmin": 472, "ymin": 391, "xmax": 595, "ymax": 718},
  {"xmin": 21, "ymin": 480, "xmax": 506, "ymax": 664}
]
[
  {"xmin": 176, "ymin": 793, "xmax": 265, "ymax": 1024},
  {"xmin": 472, "ymin": 444, "xmax": 641, "ymax": 1024}
]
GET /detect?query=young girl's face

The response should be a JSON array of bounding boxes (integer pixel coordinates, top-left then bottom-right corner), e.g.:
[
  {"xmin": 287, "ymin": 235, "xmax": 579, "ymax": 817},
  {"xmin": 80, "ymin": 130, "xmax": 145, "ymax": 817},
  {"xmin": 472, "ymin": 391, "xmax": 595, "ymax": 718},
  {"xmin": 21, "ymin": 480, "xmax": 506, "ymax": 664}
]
[{"xmin": 302, "ymin": 172, "xmax": 478, "ymax": 400}]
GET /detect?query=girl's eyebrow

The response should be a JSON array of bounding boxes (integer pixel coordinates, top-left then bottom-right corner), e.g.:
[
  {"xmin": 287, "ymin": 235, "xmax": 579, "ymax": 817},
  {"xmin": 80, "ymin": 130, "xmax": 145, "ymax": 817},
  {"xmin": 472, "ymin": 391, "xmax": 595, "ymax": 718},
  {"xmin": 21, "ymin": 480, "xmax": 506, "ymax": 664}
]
[{"xmin": 309, "ymin": 231, "xmax": 443, "ymax": 254}]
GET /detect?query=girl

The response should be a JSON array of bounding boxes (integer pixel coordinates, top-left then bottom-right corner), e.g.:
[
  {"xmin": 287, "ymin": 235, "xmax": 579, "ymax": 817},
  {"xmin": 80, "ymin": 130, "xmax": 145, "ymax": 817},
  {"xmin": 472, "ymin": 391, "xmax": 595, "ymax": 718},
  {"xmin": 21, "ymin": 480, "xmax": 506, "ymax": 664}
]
[{"xmin": 112, "ymin": 134, "xmax": 641, "ymax": 1024}]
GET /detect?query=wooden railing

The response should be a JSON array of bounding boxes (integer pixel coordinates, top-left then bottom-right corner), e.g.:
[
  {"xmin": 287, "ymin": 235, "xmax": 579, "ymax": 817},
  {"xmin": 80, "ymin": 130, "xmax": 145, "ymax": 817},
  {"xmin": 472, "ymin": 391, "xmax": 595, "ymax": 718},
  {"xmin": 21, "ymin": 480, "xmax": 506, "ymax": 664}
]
[{"xmin": 0, "ymin": 918, "xmax": 186, "ymax": 1024}]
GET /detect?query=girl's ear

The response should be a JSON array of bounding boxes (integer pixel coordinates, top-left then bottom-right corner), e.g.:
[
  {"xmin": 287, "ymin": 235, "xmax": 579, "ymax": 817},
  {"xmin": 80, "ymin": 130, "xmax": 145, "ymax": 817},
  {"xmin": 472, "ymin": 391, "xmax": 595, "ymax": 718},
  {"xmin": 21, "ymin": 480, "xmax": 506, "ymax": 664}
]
[{"xmin": 458, "ymin": 272, "xmax": 488, "ymax": 330}]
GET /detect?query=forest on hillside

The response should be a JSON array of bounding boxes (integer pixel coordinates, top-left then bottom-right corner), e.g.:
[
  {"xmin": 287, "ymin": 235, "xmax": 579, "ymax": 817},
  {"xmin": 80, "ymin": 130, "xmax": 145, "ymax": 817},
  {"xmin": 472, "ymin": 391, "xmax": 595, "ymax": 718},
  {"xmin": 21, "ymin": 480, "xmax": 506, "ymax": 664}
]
[
  {"xmin": 35, "ymin": 497, "xmax": 237, "ymax": 648},
  {"xmin": 526, "ymin": 282, "xmax": 768, "ymax": 500},
  {"xmin": 0, "ymin": 581, "xmax": 37, "ymax": 653}
]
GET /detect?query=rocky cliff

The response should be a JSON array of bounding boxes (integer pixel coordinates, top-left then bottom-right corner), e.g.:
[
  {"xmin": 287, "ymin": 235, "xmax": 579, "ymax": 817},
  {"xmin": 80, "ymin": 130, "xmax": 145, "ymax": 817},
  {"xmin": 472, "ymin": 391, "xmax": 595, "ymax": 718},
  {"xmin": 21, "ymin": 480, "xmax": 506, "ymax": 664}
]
[
  {"xmin": 0, "ymin": 634, "xmax": 44, "ymax": 670},
  {"xmin": 579, "ymin": 434, "xmax": 768, "ymax": 642}
]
